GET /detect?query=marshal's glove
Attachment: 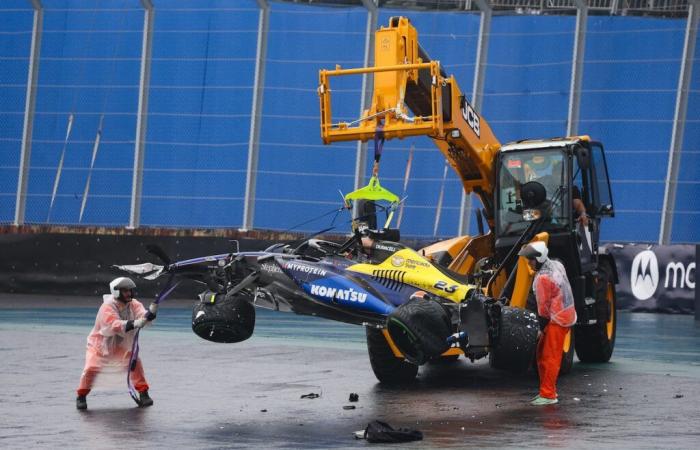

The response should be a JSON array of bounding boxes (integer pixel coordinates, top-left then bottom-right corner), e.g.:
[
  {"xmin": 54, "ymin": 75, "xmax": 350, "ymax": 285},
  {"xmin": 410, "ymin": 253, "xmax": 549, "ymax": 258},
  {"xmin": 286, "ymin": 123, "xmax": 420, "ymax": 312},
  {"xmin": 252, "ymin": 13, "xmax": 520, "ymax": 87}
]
[
  {"xmin": 125, "ymin": 318, "xmax": 147, "ymax": 332},
  {"xmin": 145, "ymin": 302, "xmax": 158, "ymax": 321},
  {"xmin": 538, "ymin": 316, "xmax": 550, "ymax": 331}
]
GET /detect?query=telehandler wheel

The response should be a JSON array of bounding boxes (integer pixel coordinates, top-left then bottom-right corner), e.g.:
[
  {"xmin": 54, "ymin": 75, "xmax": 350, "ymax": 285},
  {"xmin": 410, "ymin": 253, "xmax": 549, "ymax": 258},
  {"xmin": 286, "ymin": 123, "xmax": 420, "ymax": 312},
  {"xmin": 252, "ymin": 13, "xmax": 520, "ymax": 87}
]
[
  {"xmin": 386, "ymin": 298, "xmax": 452, "ymax": 365},
  {"xmin": 559, "ymin": 328, "xmax": 575, "ymax": 375},
  {"xmin": 489, "ymin": 306, "xmax": 539, "ymax": 374},
  {"xmin": 575, "ymin": 261, "xmax": 617, "ymax": 363},
  {"xmin": 366, "ymin": 328, "xmax": 418, "ymax": 384}
]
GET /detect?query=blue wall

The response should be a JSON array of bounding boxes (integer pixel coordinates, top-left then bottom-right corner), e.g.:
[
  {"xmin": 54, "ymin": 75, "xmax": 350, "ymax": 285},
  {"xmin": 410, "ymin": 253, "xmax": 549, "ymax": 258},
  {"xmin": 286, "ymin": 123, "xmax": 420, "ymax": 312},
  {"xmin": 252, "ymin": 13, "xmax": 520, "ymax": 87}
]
[
  {"xmin": 254, "ymin": 1, "xmax": 365, "ymax": 232},
  {"xmin": 673, "ymin": 29, "xmax": 700, "ymax": 243},
  {"xmin": 484, "ymin": 15, "xmax": 574, "ymax": 142},
  {"xmin": 0, "ymin": 2, "xmax": 697, "ymax": 242},
  {"xmin": 140, "ymin": 0, "xmax": 258, "ymax": 228},
  {"xmin": 26, "ymin": 0, "xmax": 143, "ymax": 225},
  {"xmin": 0, "ymin": 1, "xmax": 33, "ymax": 222},
  {"xmin": 580, "ymin": 16, "xmax": 685, "ymax": 242}
]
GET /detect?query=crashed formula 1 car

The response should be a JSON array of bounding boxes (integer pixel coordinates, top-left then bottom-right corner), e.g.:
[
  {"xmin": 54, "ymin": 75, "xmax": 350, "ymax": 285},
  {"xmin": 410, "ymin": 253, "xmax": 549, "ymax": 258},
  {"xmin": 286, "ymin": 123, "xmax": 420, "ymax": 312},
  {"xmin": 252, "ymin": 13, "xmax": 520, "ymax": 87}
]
[{"xmin": 118, "ymin": 220, "xmax": 539, "ymax": 384}]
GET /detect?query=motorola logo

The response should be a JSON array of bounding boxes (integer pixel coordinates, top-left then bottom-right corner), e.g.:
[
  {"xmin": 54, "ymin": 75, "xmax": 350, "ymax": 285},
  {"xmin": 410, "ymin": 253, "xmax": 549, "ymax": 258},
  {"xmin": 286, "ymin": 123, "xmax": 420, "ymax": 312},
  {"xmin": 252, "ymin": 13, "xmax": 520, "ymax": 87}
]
[{"xmin": 630, "ymin": 250, "xmax": 659, "ymax": 301}]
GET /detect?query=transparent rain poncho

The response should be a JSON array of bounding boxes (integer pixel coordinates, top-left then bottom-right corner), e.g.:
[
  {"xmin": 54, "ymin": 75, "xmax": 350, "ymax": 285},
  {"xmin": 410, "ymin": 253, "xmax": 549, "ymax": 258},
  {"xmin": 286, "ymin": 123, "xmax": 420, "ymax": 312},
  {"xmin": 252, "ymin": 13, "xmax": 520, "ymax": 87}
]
[
  {"xmin": 77, "ymin": 295, "xmax": 150, "ymax": 392},
  {"xmin": 532, "ymin": 259, "xmax": 577, "ymax": 327}
]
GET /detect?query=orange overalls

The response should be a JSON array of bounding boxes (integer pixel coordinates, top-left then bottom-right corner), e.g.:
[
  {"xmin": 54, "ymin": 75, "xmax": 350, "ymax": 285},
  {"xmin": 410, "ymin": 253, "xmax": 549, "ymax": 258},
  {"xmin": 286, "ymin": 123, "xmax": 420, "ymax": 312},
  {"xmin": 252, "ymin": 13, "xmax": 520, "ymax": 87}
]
[
  {"xmin": 533, "ymin": 260, "xmax": 577, "ymax": 400},
  {"xmin": 77, "ymin": 297, "xmax": 149, "ymax": 396}
]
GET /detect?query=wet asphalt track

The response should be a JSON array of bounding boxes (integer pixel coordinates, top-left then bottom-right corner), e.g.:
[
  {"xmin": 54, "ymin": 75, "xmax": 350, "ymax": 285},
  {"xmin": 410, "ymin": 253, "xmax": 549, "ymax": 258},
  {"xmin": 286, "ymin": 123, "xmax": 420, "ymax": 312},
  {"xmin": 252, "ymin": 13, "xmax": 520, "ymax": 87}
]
[{"xmin": 1, "ymin": 294, "xmax": 700, "ymax": 449}]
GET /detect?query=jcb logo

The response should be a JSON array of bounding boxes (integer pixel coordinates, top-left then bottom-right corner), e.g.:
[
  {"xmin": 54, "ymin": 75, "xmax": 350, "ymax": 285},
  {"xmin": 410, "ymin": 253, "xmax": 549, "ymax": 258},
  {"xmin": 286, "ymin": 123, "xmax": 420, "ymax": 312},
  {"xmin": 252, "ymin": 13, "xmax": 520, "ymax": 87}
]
[{"xmin": 461, "ymin": 98, "xmax": 480, "ymax": 138}]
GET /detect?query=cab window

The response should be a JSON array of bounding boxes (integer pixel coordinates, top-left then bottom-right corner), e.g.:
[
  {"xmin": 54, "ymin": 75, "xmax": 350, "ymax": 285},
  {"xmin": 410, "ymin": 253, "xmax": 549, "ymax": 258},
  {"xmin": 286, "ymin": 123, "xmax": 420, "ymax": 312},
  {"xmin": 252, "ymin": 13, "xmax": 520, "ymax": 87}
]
[
  {"xmin": 591, "ymin": 143, "xmax": 614, "ymax": 216},
  {"xmin": 497, "ymin": 150, "xmax": 570, "ymax": 236}
]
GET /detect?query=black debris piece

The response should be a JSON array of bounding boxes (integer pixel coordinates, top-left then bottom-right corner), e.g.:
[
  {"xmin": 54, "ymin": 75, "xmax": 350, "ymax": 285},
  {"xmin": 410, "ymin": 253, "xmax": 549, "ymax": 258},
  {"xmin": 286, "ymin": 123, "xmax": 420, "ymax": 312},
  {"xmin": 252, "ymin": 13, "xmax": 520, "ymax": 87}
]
[
  {"xmin": 363, "ymin": 420, "xmax": 423, "ymax": 444},
  {"xmin": 349, "ymin": 393, "xmax": 359, "ymax": 402},
  {"xmin": 674, "ymin": 394, "xmax": 684, "ymax": 399},
  {"xmin": 343, "ymin": 405, "xmax": 356, "ymax": 410},
  {"xmin": 260, "ymin": 409, "xmax": 267, "ymax": 412},
  {"xmin": 301, "ymin": 393, "xmax": 320, "ymax": 399}
]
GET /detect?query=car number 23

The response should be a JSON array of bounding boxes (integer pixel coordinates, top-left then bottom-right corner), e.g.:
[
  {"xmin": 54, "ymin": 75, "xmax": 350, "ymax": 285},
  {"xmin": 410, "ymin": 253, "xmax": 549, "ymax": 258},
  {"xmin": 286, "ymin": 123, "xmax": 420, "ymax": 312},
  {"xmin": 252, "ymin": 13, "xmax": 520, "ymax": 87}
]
[{"xmin": 433, "ymin": 280, "xmax": 458, "ymax": 293}]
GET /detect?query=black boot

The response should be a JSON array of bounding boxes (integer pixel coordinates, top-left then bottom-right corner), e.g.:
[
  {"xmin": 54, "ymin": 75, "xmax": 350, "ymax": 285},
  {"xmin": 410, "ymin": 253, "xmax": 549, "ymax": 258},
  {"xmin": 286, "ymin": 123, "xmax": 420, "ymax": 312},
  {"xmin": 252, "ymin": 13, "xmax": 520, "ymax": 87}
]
[
  {"xmin": 137, "ymin": 391, "xmax": 154, "ymax": 407},
  {"xmin": 76, "ymin": 395, "xmax": 87, "ymax": 410}
]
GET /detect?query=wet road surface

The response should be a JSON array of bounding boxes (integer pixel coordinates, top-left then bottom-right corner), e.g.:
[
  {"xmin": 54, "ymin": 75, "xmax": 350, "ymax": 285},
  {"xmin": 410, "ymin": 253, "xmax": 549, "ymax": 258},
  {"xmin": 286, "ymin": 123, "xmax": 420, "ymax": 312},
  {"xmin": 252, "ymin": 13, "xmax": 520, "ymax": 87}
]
[{"xmin": 1, "ymin": 294, "xmax": 700, "ymax": 449}]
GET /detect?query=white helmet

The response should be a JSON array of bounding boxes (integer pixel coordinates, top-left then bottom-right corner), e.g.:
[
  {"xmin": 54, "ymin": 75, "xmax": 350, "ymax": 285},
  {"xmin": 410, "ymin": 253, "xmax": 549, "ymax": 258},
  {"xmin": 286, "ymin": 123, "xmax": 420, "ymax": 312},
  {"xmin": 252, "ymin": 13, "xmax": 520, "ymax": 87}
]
[
  {"xmin": 110, "ymin": 277, "xmax": 136, "ymax": 300},
  {"xmin": 518, "ymin": 241, "xmax": 549, "ymax": 264}
]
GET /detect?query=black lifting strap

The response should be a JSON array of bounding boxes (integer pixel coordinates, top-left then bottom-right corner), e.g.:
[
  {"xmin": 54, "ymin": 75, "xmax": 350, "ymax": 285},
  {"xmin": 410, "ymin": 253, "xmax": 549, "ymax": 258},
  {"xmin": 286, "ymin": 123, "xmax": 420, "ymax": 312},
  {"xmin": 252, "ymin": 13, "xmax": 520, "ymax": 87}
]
[{"xmin": 372, "ymin": 122, "xmax": 385, "ymax": 177}]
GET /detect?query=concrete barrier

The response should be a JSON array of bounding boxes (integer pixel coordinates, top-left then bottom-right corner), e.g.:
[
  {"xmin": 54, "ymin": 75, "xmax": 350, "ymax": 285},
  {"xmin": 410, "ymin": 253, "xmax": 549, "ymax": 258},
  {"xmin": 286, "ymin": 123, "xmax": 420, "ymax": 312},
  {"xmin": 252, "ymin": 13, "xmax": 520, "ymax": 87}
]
[{"xmin": 0, "ymin": 232, "xmax": 274, "ymax": 298}]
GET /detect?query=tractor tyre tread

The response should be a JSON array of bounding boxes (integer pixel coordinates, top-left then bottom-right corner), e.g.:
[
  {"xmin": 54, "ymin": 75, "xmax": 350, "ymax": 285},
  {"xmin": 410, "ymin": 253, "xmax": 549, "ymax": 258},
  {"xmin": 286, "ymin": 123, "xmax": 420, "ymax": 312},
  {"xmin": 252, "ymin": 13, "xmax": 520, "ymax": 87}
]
[
  {"xmin": 574, "ymin": 261, "xmax": 616, "ymax": 363},
  {"xmin": 489, "ymin": 306, "xmax": 539, "ymax": 374}
]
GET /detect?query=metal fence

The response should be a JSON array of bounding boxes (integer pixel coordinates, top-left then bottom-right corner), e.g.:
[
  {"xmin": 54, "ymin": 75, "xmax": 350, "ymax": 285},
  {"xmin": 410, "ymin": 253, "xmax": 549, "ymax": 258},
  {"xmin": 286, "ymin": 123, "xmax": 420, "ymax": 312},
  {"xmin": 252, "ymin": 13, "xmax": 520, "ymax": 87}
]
[{"xmin": 0, "ymin": 0, "xmax": 698, "ymax": 243}]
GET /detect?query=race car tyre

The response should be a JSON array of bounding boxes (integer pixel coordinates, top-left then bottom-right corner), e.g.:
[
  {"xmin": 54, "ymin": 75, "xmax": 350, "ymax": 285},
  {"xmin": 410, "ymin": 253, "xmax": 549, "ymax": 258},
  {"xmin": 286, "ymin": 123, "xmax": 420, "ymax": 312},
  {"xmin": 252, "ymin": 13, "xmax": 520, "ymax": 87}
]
[
  {"xmin": 489, "ymin": 306, "xmax": 539, "ymax": 374},
  {"xmin": 559, "ymin": 328, "xmax": 575, "ymax": 376},
  {"xmin": 366, "ymin": 328, "xmax": 418, "ymax": 384},
  {"xmin": 386, "ymin": 298, "xmax": 451, "ymax": 365},
  {"xmin": 192, "ymin": 291, "xmax": 255, "ymax": 343},
  {"xmin": 575, "ymin": 261, "xmax": 616, "ymax": 363}
]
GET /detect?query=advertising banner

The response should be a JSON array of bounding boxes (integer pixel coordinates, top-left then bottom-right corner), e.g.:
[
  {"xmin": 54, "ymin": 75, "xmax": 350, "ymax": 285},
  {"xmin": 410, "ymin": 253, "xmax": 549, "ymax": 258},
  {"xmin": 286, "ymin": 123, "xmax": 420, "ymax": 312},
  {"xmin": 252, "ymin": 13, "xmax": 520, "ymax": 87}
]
[{"xmin": 603, "ymin": 243, "xmax": 696, "ymax": 313}]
